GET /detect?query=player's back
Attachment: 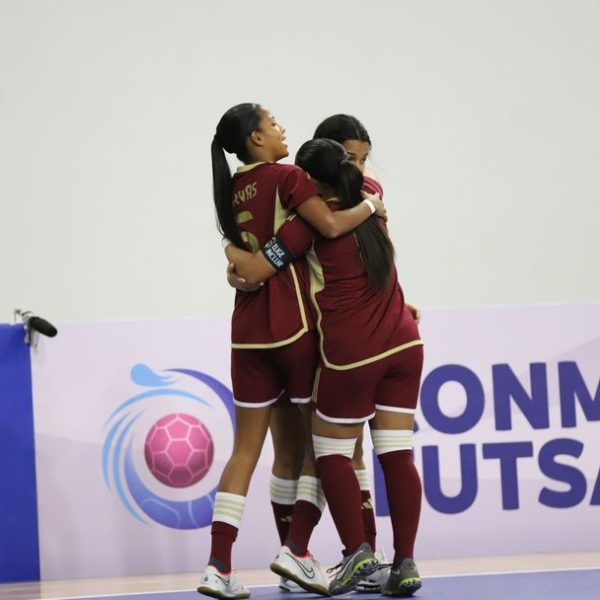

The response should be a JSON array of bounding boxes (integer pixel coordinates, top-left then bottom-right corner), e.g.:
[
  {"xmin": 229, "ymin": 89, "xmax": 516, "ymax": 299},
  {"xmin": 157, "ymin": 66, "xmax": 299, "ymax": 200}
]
[{"xmin": 230, "ymin": 162, "xmax": 317, "ymax": 347}]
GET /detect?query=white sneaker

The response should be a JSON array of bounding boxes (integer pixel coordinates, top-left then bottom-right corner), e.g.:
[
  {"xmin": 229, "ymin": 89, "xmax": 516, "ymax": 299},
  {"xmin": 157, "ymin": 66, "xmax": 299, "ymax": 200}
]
[
  {"xmin": 279, "ymin": 577, "xmax": 307, "ymax": 593},
  {"xmin": 197, "ymin": 565, "xmax": 250, "ymax": 599},
  {"xmin": 270, "ymin": 546, "xmax": 330, "ymax": 596},
  {"xmin": 356, "ymin": 549, "xmax": 391, "ymax": 592}
]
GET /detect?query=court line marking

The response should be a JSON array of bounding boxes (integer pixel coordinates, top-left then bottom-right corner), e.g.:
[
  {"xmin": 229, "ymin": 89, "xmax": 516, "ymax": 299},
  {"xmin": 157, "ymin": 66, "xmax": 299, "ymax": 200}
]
[{"xmin": 24, "ymin": 566, "xmax": 600, "ymax": 600}]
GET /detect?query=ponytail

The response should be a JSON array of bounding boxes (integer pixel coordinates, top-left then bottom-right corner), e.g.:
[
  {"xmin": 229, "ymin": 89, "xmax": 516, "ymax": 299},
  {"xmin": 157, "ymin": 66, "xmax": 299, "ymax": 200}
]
[
  {"xmin": 211, "ymin": 103, "xmax": 261, "ymax": 248},
  {"xmin": 337, "ymin": 159, "xmax": 394, "ymax": 292},
  {"xmin": 211, "ymin": 135, "xmax": 244, "ymax": 247},
  {"xmin": 296, "ymin": 138, "xmax": 394, "ymax": 292}
]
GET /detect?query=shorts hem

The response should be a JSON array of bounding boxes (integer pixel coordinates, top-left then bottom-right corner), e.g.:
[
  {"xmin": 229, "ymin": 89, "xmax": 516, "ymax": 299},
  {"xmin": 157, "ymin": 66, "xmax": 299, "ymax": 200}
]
[
  {"xmin": 290, "ymin": 396, "xmax": 312, "ymax": 405},
  {"xmin": 374, "ymin": 404, "xmax": 416, "ymax": 414},
  {"xmin": 315, "ymin": 408, "xmax": 375, "ymax": 424},
  {"xmin": 234, "ymin": 395, "xmax": 282, "ymax": 408}
]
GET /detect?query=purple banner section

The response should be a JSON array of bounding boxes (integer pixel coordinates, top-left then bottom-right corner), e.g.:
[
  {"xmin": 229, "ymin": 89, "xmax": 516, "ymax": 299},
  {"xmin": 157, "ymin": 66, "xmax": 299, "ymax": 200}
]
[{"xmin": 0, "ymin": 324, "xmax": 40, "ymax": 582}]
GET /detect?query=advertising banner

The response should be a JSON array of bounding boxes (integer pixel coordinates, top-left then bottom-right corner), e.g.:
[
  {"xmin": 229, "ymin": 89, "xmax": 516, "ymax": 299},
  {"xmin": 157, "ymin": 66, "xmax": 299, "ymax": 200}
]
[{"xmin": 2, "ymin": 304, "xmax": 598, "ymax": 580}]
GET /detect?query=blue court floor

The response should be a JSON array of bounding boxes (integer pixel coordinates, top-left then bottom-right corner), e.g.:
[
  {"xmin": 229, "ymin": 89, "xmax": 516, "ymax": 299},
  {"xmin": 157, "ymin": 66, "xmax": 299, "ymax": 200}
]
[{"xmin": 49, "ymin": 568, "xmax": 600, "ymax": 600}]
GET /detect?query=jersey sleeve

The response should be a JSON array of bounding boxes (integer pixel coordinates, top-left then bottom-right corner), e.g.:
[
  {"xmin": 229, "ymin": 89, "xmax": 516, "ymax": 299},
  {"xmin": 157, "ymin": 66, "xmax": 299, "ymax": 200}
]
[
  {"xmin": 278, "ymin": 166, "xmax": 319, "ymax": 210},
  {"xmin": 362, "ymin": 175, "xmax": 384, "ymax": 199},
  {"xmin": 277, "ymin": 214, "xmax": 315, "ymax": 259}
]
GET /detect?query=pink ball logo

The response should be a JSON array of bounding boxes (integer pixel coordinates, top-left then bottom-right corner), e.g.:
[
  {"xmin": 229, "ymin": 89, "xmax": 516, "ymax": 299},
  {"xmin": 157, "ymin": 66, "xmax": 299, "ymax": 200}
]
[{"xmin": 144, "ymin": 413, "xmax": 214, "ymax": 488}]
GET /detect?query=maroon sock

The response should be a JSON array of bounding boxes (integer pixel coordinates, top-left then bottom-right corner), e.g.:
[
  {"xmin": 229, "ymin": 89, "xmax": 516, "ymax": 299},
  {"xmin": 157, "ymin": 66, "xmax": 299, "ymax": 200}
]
[
  {"xmin": 284, "ymin": 500, "xmax": 322, "ymax": 556},
  {"xmin": 271, "ymin": 501, "xmax": 294, "ymax": 545},
  {"xmin": 377, "ymin": 450, "xmax": 422, "ymax": 562},
  {"xmin": 360, "ymin": 490, "xmax": 377, "ymax": 551},
  {"xmin": 317, "ymin": 454, "xmax": 365, "ymax": 555},
  {"xmin": 208, "ymin": 521, "xmax": 238, "ymax": 573}
]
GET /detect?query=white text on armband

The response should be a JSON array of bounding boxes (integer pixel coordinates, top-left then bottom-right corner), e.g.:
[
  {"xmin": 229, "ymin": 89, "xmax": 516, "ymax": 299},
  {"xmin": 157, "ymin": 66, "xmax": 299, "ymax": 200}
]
[{"xmin": 261, "ymin": 235, "xmax": 293, "ymax": 271}]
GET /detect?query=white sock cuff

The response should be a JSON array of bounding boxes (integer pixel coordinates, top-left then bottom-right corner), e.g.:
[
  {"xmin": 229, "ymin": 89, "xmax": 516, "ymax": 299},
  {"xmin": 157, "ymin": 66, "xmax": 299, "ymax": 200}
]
[
  {"xmin": 296, "ymin": 475, "xmax": 326, "ymax": 511},
  {"xmin": 355, "ymin": 469, "xmax": 371, "ymax": 492},
  {"xmin": 269, "ymin": 475, "xmax": 298, "ymax": 505},
  {"xmin": 371, "ymin": 429, "xmax": 413, "ymax": 455},
  {"xmin": 212, "ymin": 491, "xmax": 246, "ymax": 528},
  {"xmin": 312, "ymin": 435, "xmax": 357, "ymax": 460}
]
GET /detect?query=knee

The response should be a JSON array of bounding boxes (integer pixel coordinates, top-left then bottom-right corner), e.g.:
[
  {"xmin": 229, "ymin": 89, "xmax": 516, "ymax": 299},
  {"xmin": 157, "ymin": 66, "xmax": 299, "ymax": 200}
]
[{"xmin": 272, "ymin": 447, "xmax": 304, "ymax": 479}]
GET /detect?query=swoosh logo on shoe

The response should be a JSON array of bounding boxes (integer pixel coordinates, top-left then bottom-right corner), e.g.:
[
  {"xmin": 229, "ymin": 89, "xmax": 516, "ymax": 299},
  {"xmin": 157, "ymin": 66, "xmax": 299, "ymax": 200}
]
[
  {"xmin": 289, "ymin": 554, "xmax": 315, "ymax": 579},
  {"xmin": 215, "ymin": 574, "xmax": 231, "ymax": 586}
]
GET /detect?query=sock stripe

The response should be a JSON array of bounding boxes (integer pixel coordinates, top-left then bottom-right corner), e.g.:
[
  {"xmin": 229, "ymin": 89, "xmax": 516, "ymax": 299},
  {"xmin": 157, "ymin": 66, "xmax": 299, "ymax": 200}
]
[
  {"xmin": 312, "ymin": 435, "xmax": 356, "ymax": 459},
  {"xmin": 371, "ymin": 429, "xmax": 413, "ymax": 455},
  {"xmin": 355, "ymin": 469, "xmax": 370, "ymax": 491},
  {"xmin": 270, "ymin": 476, "xmax": 298, "ymax": 505},
  {"xmin": 296, "ymin": 475, "xmax": 326, "ymax": 511},
  {"xmin": 212, "ymin": 492, "xmax": 246, "ymax": 528}
]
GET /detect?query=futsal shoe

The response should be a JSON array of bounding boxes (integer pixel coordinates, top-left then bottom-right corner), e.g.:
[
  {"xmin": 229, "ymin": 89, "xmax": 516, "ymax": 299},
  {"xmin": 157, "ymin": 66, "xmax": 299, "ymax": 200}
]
[
  {"xmin": 381, "ymin": 558, "xmax": 422, "ymax": 597},
  {"xmin": 270, "ymin": 546, "xmax": 330, "ymax": 596},
  {"xmin": 197, "ymin": 565, "xmax": 250, "ymax": 599},
  {"xmin": 356, "ymin": 549, "xmax": 392, "ymax": 592},
  {"xmin": 327, "ymin": 542, "xmax": 379, "ymax": 596},
  {"xmin": 279, "ymin": 577, "xmax": 307, "ymax": 592}
]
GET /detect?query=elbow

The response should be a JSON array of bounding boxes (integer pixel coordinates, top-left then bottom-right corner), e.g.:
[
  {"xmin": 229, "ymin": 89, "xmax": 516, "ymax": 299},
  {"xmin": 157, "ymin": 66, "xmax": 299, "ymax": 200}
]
[
  {"xmin": 320, "ymin": 217, "xmax": 341, "ymax": 239},
  {"xmin": 236, "ymin": 267, "xmax": 265, "ymax": 286},
  {"xmin": 244, "ymin": 274, "xmax": 265, "ymax": 286}
]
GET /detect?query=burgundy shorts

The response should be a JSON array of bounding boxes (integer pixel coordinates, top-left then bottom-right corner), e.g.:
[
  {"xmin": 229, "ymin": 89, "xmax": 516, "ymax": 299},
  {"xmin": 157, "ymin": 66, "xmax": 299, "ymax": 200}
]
[
  {"xmin": 313, "ymin": 343, "xmax": 424, "ymax": 423},
  {"xmin": 231, "ymin": 330, "xmax": 318, "ymax": 407}
]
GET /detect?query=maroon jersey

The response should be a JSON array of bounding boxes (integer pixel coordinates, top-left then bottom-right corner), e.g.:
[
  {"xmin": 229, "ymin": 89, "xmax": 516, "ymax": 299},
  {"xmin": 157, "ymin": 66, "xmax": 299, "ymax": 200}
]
[
  {"xmin": 230, "ymin": 162, "xmax": 318, "ymax": 347},
  {"xmin": 278, "ymin": 202, "xmax": 422, "ymax": 368},
  {"xmin": 362, "ymin": 175, "xmax": 384, "ymax": 198}
]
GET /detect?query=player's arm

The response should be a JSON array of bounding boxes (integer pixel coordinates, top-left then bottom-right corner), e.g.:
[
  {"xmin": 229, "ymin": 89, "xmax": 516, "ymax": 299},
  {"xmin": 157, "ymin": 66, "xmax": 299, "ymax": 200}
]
[
  {"xmin": 224, "ymin": 242, "xmax": 278, "ymax": 286},
  {"xmin": 224, "ymin": 216, "xmax": 314, "ymax": 285},
  {"xmin": 406, "ymin": 303, "xmax": 422, "ymax": 324},
  {"xmin": 226, "ymin": 262, "xmax": 262, "ymax": 292},
  {"xmin": 295, "ymin": 193, "xmax": 385, "ymax": 239}
]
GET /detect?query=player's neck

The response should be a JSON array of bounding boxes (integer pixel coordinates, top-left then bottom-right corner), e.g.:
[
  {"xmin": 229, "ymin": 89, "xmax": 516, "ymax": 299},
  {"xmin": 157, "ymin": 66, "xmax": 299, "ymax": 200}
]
[{"xmin": 247, "ymin": 148, "xmax": 279, "ymax": 164}]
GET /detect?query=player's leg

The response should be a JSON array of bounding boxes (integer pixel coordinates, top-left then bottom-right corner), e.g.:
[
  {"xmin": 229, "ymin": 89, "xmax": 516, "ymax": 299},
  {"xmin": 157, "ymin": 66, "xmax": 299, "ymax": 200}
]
[
  {"xmin": 280, "ymin": 399, "xmax": 323, "ymax": 558},
  {"xmin": 311, "ymin": 365, "xmax": 381, "ymax": 595},
  {"xmin": 198, "ymin": 349, "xmax": 282, "ymax": 599},
  {"xmin": 269, "ymin": 334, "xmax": 329, "ymax": 595},
  {"xmin": 371, "ymin": 344, "xmax": 424, "ymax": 597},
  {"xmin": 274, "ymin": 337, "xmax": 324, "ymax": 558},
  {"xmin": 312, "ymin": 414, "xmax": 378, "ymax": 595},
  {"xmin": 269, "ymin": 401, "xmax": 304, "ymax": 546},
  {"xmin": 351, "ymin": 435, "xmax": 377, "ymax": 552}
]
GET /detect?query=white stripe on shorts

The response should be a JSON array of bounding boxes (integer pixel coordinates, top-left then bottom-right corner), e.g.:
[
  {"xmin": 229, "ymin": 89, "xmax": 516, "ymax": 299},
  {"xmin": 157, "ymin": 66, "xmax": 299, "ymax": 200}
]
[
  {"xmin": 290, "ymin": 396, "xmax": 312, "ymax": 404},
  {"xmin": 374, "ymin": 404, "xmax": 416, "ymax": 414},
  {"xmin": 315, "ymin": 408, "xmax": 375, "ymax": 424}
]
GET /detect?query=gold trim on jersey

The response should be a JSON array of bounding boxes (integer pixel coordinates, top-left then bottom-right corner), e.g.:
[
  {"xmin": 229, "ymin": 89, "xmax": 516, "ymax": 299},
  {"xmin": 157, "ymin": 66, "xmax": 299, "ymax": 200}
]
[
  {"xmin": 273, "ymin": 188, "xmax": 289, "ymax": 232},
  {"xmin": 306, "ymin": 247, "xmax": 424, "ymax": 370},
  {"xmin": 236, "ymin": 162, "xmax": 265, "ymax": 173},
  {"xmin": 230, "ymin": 263, "xmax": 309, "ymax": 349},
  {"xmin": 231, "ymin": 171, "xmax": 310, "ymax": 349}
]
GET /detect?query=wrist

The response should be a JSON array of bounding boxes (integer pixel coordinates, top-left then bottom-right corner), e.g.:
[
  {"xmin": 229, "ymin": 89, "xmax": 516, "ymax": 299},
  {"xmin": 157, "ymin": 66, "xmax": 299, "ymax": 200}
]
[
  {"xmin": 221, "ymin": 237, "xmax": 233, "ymax": 250},
  {"xmin": 363, "ymin": 199, "xmax": 376, "ymax": 215}
]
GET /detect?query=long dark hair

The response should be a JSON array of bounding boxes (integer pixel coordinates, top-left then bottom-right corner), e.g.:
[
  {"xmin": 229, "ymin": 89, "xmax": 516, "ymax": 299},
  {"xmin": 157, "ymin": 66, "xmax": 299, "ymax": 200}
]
[
  {"xmin": 295, "ymin": 138, "xmax": 394, "ymax": 291},
  {"xmin": 211, "ymin": 103, "xmax": 261, "ymax": 247},
  {"xmin": 313, "ymin": 114, "xmax": 371, "ymax": 146}
]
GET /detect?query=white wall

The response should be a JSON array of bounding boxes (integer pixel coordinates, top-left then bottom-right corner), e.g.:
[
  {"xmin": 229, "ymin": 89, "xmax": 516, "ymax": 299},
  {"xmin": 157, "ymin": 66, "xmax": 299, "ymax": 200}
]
[{"xmin": 1, "ymin": 0, "xmax": 599, "ymax": 323}]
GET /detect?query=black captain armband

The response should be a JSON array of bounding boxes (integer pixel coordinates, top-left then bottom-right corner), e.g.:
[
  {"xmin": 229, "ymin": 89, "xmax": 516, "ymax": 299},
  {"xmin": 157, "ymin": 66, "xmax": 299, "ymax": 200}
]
[{"xmin": 261, "ymin": 235, "xmax": 294, "ymax": 271}]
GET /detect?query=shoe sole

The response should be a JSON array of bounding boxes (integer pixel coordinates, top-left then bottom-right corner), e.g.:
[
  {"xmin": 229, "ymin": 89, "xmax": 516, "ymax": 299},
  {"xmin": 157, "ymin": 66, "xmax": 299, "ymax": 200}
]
[
  {"xmin": 329, "ymin": 559, "xmax": 379, "ymax": 596},
  {"xmin": 270, "ymin": 562, "xmax": 331, "ymax": 596},
  {"xmin": 382, "ymin": 578, "xmax": 422, "ymax": 597},
  {"xmin": 196, "ymin": 585, "xmax": 250, "ymax": 599},
  {"xmin": 355, "ymin": 584, "xmax": 382, "ymax": 593}
]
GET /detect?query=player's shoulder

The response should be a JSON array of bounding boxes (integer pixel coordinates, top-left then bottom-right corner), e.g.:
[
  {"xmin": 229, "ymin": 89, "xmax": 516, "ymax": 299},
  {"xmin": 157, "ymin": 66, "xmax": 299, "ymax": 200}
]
[
  {"xmin": 362, "ymin": 174, "xmax": 384, "ymax": 197},
  {"xmin": 270, "ymin": 163, "xmax": 306, "ymax": 177}
]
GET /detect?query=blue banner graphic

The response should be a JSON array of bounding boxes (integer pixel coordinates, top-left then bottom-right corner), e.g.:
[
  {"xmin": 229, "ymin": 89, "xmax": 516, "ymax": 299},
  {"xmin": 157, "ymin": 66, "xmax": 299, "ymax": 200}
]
[{"xmin": 0, "ymin": 324, "xmax": 39, "ymax": 582}]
